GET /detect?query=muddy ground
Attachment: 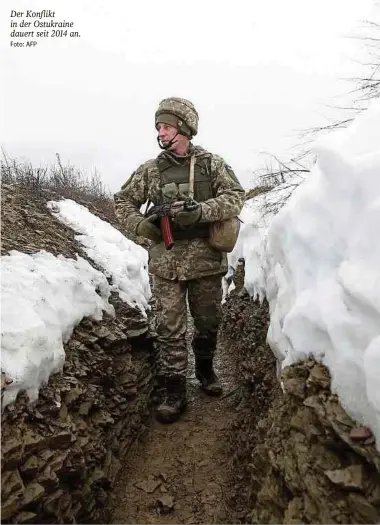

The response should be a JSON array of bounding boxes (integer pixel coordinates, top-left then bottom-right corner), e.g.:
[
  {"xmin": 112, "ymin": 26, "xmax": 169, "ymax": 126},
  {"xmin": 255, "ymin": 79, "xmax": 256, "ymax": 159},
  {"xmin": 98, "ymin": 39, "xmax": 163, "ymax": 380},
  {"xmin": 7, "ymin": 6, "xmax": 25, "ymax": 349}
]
[{"xmin": 106, "ymin": 299, "xmax": 249, "ymax": 524}]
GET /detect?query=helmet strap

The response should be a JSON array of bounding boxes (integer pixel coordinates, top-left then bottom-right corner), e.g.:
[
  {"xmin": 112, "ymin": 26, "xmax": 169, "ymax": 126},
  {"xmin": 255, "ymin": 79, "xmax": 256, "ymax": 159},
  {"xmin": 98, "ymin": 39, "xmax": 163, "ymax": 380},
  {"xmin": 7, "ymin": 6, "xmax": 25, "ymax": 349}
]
[{"xmin": 156, "ymin": 131, "xmax": 180, "ymax": 150}]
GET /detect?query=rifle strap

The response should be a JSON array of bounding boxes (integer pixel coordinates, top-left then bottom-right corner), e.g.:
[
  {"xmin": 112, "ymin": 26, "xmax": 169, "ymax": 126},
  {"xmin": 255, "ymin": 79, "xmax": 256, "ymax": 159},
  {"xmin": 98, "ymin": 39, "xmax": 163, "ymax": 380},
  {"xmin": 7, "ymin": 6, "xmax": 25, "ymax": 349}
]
[
  {"xmin": 144, "ymin": 199, "xmax": 152, "ymax": 217},
  {"xmin": 189, "ymin": 155, "xmax": 195, "ymax": 199}
]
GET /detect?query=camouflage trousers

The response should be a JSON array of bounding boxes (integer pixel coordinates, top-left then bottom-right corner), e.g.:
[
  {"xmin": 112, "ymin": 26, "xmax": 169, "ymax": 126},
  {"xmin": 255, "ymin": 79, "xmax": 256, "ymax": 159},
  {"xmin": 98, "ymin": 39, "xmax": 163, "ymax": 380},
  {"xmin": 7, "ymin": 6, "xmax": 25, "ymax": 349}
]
[{"xmin": 153, "ymin": 274, "xmax": 223, "ymax": 377}]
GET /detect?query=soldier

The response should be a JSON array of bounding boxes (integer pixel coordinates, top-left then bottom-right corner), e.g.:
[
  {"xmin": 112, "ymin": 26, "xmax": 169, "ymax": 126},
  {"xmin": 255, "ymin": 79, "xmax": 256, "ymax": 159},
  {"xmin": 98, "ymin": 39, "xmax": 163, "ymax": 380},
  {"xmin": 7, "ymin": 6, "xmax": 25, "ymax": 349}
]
[
  {"xmin": 114, "ymin": 97, "xmax": 245, "ymax": 423},
  {"xmin": 233, "ymin": 257, "xmax": 246, "ymax": 294}
]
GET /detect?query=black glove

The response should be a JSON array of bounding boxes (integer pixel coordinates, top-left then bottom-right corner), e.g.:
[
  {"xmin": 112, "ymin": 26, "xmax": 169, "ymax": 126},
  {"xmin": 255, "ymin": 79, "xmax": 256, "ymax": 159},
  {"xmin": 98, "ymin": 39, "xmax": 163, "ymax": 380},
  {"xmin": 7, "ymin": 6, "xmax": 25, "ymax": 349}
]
[
  {"xmin": 174, "ymin": 201, "xmax": 202, "ymax": 227},
  {"xmin": 136, "ymin": 214, "xmax": 161, "ymax": 242}
]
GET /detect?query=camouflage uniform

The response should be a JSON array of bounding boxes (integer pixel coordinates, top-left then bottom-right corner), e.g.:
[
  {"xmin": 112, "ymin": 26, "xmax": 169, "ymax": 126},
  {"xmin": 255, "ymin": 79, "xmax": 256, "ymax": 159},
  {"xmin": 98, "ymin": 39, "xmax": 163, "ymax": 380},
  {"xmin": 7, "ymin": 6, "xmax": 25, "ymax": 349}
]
[
  {"xmin": 114, "ymin": 97, "xmax": 245, "ymax": 423},
  {"xmin": 154, "ymin": 273, "xmax": 222, "ymax": 377},
  {"xmin": 114, "ymin": 144, "xmax": 245, "ymax": 377}
]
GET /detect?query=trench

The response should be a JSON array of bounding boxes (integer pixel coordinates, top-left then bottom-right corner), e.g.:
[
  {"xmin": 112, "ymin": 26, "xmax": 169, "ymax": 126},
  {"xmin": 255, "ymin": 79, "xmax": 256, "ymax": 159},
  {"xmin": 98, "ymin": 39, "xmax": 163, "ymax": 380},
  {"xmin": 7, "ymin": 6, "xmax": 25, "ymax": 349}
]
[
  {"xmin": 3, "ymin": 283, "xmax": 380, "ymax": 524},
  {"xmin": 2, "ymin": 184, "xmax": 261, "ymax": 525},
  {"xmin": 3, "ymin": 185, "xmax": 380, "ymax": 524},
  {"xmin": 105, "ymin": 307, "xmax": 244, "ymax": 524},
  {"xmin": 103, "ymin": 291, "xmax": 380, "ymax": 525}
]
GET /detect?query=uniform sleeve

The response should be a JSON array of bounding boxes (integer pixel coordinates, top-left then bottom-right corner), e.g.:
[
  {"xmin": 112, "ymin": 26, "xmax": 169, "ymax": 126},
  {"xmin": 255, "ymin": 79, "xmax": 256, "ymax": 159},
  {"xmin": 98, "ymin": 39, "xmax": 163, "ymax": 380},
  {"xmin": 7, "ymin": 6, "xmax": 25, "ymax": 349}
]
[
  {"xmin": 199, "ymin": 155, "xmax": 246, "ymax": 222},
  {"xmin": 113, "ymin": 162, "xmax": 150, "ymax": 238}
]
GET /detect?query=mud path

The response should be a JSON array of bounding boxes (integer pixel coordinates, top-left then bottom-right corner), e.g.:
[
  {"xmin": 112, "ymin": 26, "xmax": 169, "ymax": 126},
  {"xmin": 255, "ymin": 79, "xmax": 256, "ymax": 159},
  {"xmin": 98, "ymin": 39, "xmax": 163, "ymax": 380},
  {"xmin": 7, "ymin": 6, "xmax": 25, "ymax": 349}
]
[{"xmin": 108, "ymin": 314, "xmax": 240, "ymax": 524}]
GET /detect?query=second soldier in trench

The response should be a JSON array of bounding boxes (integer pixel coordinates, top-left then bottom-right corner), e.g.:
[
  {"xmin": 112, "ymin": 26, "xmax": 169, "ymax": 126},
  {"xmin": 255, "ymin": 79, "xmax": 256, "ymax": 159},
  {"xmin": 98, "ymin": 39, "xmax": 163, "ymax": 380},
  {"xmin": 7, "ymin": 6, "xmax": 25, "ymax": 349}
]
[{"xmin": 114, "ymin": 97, "xmax": 245, "ymax": 423}]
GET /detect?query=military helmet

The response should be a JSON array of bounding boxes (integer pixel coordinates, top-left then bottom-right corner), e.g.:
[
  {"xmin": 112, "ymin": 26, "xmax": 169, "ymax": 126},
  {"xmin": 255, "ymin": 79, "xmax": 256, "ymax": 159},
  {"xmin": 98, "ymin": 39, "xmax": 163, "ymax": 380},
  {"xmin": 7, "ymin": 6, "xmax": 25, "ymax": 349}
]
[{"xmin": 155, "ymin": 97, "xmax": 199, "ymax": 138}]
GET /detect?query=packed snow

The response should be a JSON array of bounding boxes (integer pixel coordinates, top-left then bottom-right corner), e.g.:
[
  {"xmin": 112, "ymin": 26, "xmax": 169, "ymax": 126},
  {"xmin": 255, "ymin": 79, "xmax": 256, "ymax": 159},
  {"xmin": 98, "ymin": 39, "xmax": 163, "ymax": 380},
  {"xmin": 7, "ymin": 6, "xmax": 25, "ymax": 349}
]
[
  {"xmin": 1, "ymin": 251, "xmax": 114, "ymax": 407},
  {"xmin": 237, "ymin": 99, "xmax": 380, "ymax": 450},
  {"xmin": 47, "ymin": 199, "xmax": 151, "ymax": 314},
  {"xmin": 227, "ymin": 182, "xmax": 295, "ymax": 302},
  {"xmin": 1, "ymin": 200, "xmax": 152, "ymax": 408}
]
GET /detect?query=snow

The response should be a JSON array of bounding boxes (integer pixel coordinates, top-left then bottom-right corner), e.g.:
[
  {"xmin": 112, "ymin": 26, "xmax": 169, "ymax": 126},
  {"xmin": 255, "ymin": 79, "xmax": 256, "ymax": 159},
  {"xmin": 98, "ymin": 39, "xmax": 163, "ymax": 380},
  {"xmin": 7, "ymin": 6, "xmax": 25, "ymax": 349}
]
[
  {"xmin": 47, "ymin": 199, "xmax": 151, "ymax": 314},
  {"xmin": 1, "ymin": 251, "xmax": 114, "ymax": 408},
  {"xmin": 240, "ymin": 100, "xmax": 380, "ymax": 449},
  {"xmin": 228, "ymin": 184, "xmax": 292, "ymax": 302},
  {"xmin": 1, "ymin": 199, "xmax": 152, "ymax": 408}
]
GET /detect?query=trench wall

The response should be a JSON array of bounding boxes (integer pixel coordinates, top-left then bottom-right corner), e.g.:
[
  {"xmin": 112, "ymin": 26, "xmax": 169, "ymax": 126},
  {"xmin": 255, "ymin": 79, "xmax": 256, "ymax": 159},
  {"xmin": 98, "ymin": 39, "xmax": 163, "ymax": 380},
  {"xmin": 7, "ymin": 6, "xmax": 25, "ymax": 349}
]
[
  {"xmin": 1, "ymin": 305, "xmax": 155, "ymax": 524},
  {"xmin": 1, "ymin": 184, "xmax": 156, "ymax": 523},
  {"xmin": 223, "ymin": 294, "xmax": 380, "ymax": 524}
]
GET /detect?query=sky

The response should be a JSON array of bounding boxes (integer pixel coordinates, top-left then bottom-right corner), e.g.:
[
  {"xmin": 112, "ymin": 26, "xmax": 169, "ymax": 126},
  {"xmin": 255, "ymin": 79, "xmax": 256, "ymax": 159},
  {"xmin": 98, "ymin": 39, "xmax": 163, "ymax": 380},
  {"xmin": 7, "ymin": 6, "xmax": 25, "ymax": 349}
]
[{"xmin": 1, "ymin": 0, "xmax": 379, "ymax": 191}]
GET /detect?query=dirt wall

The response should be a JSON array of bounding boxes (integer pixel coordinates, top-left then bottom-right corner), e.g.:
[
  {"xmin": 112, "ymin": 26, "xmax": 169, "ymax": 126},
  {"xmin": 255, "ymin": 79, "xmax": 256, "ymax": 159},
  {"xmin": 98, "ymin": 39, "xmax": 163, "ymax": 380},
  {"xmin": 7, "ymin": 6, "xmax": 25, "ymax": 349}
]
[
  {"xmin": 1, "ymin": 317, "xmax": 155, "ymax": 524},
  {"xmin": 1, "ymin": 184, "xmax": 156, "ymax": 523},
  {"xmin": 223, "ymin": 294, "xmax": 380, "ymax": 524}
]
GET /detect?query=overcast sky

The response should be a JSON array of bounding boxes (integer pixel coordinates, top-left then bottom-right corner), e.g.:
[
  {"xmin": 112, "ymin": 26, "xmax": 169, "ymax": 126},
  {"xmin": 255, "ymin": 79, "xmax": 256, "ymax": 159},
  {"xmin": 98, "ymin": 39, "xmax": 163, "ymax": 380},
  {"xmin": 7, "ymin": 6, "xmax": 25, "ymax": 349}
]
[{"xmin": 1, "ymin": 0, "xmax": 378, "ymax": 191}]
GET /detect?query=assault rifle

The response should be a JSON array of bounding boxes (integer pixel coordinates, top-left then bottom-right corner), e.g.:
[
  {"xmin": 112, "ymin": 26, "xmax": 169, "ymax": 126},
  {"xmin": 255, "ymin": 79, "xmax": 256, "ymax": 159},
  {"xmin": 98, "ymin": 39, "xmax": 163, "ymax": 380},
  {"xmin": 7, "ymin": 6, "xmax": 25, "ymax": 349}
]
[{"xmin": 145, "ymin": 199, "xmax": 199, "ymax": 250}]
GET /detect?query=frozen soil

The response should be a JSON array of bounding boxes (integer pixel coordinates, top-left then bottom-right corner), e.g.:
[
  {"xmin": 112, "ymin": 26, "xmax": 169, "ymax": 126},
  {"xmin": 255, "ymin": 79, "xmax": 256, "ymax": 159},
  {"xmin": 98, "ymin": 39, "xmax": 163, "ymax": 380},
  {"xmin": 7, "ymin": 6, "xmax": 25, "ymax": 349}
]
[{"xmin": 107, "ymin": 308, "xmax": 245, "ymax": 524}]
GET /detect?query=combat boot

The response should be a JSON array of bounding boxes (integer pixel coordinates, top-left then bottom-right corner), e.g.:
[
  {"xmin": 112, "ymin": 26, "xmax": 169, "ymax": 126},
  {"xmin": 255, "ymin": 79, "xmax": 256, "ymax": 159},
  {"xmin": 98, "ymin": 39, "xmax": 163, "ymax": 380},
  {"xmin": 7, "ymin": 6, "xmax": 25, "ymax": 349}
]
[
  {"xmin": 155, "ymin": 376, "xmax": 187, "ymax": 424},
  {"xmin": 195, "ymin": 358, "xmax": 223, "ymax": 396}
]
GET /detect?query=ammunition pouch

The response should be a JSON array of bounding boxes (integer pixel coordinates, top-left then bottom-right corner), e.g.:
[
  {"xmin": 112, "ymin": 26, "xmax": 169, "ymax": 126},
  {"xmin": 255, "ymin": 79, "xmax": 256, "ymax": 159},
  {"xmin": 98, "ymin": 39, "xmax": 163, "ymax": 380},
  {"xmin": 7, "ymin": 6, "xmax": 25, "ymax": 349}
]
[{"xmin": 208, "ymin": 217, "xmax": 241, "ymax": 253}]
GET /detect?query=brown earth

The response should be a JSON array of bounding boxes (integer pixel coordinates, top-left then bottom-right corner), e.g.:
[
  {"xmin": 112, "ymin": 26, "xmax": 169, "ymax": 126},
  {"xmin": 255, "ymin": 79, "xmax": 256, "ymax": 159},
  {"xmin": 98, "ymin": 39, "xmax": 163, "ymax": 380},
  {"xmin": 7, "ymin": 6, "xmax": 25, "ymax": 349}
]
[{"xmin": 223, "ymin": 294, "xmax": 380, "ymax": 524}]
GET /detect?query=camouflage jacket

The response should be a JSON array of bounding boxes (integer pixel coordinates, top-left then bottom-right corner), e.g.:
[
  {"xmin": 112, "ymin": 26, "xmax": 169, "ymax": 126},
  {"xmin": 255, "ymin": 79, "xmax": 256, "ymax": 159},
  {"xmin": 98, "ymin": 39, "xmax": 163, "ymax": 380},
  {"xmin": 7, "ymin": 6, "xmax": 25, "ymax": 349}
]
[
  {"xmin": 114, "ymin": 144, "xmax": 245, "ymax": 281},
  {"xmin": 233, "ymin": 263, "xmax": 246, "ymax": 291}
]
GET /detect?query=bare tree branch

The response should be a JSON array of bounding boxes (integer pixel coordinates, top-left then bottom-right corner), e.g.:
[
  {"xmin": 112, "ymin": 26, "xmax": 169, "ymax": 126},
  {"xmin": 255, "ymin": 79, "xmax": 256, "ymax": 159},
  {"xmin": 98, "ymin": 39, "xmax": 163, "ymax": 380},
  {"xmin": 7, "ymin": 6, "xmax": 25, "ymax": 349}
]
[{"xmin": 247, "ymin": 15, "xmax": 379, "ymax": 217}]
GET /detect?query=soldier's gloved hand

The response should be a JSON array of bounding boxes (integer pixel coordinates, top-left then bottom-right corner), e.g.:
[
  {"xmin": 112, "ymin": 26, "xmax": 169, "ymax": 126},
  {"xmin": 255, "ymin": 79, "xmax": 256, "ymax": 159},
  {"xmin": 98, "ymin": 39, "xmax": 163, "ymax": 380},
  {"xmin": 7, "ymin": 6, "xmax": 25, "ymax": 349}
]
[
  {"xmin": 174, "ymin": 201, "xmax": 202, "ymax": 227},
  {"xmin": 136, "ymin": 214, "xmax": 161, "ymax": 242}
]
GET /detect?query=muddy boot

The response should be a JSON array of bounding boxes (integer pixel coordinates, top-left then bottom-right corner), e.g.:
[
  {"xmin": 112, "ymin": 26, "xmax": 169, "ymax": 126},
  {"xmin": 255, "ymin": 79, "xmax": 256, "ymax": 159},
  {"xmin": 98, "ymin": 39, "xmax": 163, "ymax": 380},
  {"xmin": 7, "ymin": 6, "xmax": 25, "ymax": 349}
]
[
  {"xmin": 195, "ymin": 358, "xmax": 223, "ymax": 396},
  {"xmin": 155, "ymin": 376, "xmax": 187, "ymax": 424}
]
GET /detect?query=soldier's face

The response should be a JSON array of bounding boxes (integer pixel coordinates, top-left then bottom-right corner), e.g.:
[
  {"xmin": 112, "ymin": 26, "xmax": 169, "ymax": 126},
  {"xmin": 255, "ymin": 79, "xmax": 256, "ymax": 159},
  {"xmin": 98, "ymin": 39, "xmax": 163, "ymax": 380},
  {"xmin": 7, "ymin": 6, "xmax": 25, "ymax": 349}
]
[{"xmin": 157, "ymin": 123, "xmax": 178, "ymax": 146}]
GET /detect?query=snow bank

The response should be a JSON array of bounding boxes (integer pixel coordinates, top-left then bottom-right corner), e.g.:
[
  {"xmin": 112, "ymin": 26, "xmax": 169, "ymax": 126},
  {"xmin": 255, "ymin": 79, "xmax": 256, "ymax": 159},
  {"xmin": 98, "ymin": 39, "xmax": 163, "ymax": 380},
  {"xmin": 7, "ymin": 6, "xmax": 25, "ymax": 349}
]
[
  {"xmin": 228, "ymin": 185, "xmax": 292, "ymax": 302},
  {"xmin": 47, "ymin": 200, "xmax": 151, "ymax": 314},
  {"xmin": 253, "ymin": 100, "xmax": 380, "ymax": 448},
  {"xmin": 1, "ymin": 251, "xmax": 114, "ymax": 408},
  {"xmin": 1, "ymin": 200, "xmax": 152, "ymax": 407}
]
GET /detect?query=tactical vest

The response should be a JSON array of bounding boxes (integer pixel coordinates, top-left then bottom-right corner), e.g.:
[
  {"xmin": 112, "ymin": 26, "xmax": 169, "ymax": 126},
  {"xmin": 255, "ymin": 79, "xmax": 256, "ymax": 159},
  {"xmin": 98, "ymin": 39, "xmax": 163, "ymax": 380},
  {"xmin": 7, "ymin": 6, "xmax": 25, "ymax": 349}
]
[{"xmin": 156, "ymin": 154, "xmax": 213, "ymax": 240}]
